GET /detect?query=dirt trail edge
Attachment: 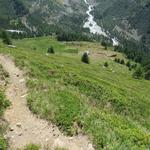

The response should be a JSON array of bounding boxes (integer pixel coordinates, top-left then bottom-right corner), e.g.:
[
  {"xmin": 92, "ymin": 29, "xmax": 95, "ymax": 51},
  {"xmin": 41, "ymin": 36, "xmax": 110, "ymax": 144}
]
[{"xmin": 0, "ymin": 55, "xmax": 94, "ymax": 150}]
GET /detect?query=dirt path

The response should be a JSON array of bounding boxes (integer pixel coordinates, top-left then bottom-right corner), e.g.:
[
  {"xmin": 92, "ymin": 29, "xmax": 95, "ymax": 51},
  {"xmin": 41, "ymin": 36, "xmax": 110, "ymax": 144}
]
[{"xmin": 0, "ymin": 55, "xmax": 94, "ymax": 150}]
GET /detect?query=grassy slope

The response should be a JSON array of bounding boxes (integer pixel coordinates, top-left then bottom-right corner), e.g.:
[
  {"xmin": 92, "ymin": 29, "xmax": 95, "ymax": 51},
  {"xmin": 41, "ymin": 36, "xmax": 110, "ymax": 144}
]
[
  {"xmin": 0, "ymin": 37, "xmax": 150, "ymax": 149},
  {"xmin": 94, "ymin": 0, "xmax": 150, "ymax": 49},
  {"xmin": 0, "ymin": 64, "xmax": 10, "ymax": 149}
]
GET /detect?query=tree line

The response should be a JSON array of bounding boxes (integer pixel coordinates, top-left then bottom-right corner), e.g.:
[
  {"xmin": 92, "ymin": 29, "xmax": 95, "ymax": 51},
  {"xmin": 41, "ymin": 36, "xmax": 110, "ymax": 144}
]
[{"xmin": 114, "ymin": 42, "xmax": 150, "ymax": 80}]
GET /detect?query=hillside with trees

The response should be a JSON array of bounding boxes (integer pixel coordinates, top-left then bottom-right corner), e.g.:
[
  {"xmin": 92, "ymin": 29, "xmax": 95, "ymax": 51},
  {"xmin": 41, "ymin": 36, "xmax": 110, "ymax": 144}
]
[
  {"xmin": 0, "ymin": 36, "xmax": 150, "ymax": 149},
  {"xmin": 0, "ymin": 1, "xmax": 150, "ymax": 149}
]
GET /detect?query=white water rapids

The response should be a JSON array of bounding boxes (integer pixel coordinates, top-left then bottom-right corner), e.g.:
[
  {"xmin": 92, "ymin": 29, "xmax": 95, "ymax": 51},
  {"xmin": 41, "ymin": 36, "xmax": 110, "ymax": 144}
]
[
  {"xmin": 83, "ymin": 0, "xmax": 119, "ymax": 46},
  {"xmin": 6, "ymin": 30, "xmax": 25, "ymax": 34}
]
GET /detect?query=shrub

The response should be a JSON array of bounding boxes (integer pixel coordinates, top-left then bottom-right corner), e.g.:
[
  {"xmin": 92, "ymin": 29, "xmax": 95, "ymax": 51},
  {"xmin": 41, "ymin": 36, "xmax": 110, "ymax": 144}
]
[
  {"xmin": 47, "ymin": 46, "xmax": 55, "ymax": 54},
  {"xmin": 129, "ymin": 67, "xmax": 132, "ymax": 71},
  {"xmin": 24, "ymin": 144, "xmax": 40, "ymax": 150},
  {"xmin": 144, "ymin": 70, "xmax": 150, "ymax": 80},
  {"xmin": 55, "ymin": 148, "xmax": 68, "ymax": 150},
  {"xmin": 101, "ymin": 41, "xmax": 107, "ymax": 47},
  {"xmin": 0, "ymin": 91, "xmax": 10, "ymax": 117},
  {"xmin": 114, "ymin": 58, "xmax": 120, "ymax": 63},
  {"xmin": 104, "ymin": 62, "xmax": 108, "ymax": 67},
  {"xmin": 114, "ymin": 58, "xmax": 118, "ymax": 62},
  {"xmin": 0, "ymin": 138, "xmax": 7, "ymax": 150},
  {"xmin": 120, "ymin": 59, "xmax": 125, "ymax": 64},
  {"xmin": 132, "ymin": 67, "xmax": 143, "ymax": 79},
  {"xmin": 1, "ymin": 31, "xmax": 12, "ymax": 45},
  {"xmin": 81, "ymin": 53, "xmax": 90, "ymax": 64},
  {"xmin": 131, "ymin": 64, "xmax": 137, "ymax": 69},
  {"xmin": 126, "ymin": 61, "xmax": 131, "ymax": 68}
]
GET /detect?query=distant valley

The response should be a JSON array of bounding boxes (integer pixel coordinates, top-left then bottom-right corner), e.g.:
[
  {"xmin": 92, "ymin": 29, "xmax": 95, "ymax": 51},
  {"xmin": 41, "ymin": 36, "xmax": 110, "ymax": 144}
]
[{"xmin": 0, "ymin": 0, "xmax": 150, "ymax": 50}]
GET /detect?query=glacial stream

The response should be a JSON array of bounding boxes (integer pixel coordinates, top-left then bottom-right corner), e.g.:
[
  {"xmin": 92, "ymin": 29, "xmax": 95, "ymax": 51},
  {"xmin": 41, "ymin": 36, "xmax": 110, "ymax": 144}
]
[{"xmin": 83, "ymin": 0, "xmax": 119, "ymax": 46}]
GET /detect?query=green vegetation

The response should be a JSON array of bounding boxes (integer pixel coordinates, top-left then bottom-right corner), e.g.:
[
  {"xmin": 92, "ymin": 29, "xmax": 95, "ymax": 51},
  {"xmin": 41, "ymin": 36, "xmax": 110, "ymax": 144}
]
[
  {"xmin": 133, "ymin": 67, "xmax": 143, "ymax": 79},
  {"xmin": 48, "ymin": 46, "xmax": 55, "ymax": 54},
  {"xmin": 104, "ymin": 62, "xmax": 108, "ymax": 67},
  {"xmin": 0, "ymin": 65, "xmax": 10, "ymax": 150},
  {"xmin": 23, "ymin": 144, "xmax": 40, "ymax": 150},
  {"xmin": 1, "ymin": 31, "xmax": 12, "ymax": 45},
  {"xmin": 0, "ymin": 36, "xmax": 150, "ymax": 149},
  {"xmin": 55, "ymin": 148, "xmax": 68, "ymax": 150},
  {"xmin": 126, "ymin": 61, "xmax": 131, "ymax": 68},
  {"xmin": 94, "ymin": 0, "xmax": 150, "ymax": 52},
  {"xmin": 57, "ymin": 32, "xmax": 92, "ymax": 42},
  {"xmin": 19, "ymin": 143, "xmax": 68, "ymax": 150},
  {"xmin": 0, "ymin": 0, "xmax": 86, "ymax": 36},
  {"xmin": 0, "ymin": 91, "xmax": 10, "ymax": 117},
  {"xmin": 81, "ymin": 52, "xmax": 90, "ymax": 64},
  {"xmin": 94, "ymin": 0, "xmax": 150, "ymax": 80},
  {"xmin": 120, "ymin": 59, "xmax": 125, "ymax": 65}
]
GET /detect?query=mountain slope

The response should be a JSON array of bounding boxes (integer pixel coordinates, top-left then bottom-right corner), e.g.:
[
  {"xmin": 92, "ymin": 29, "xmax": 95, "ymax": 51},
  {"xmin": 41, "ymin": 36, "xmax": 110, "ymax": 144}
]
[
  {"xmin": 0, "ymin": 55, "xmax": 93, "ymax": 149},
  {"xmin": 0, "ymin": 36, "xmax": 150, "ymax": 149},
  {"xmin": 93, "ymin": 0, "xmax": 150, "ymax": 49},
  {"xmin": 0, "ymin": 0, "xmax": 86, "ymax": 34},
  {"xmin": 0, "ymin": 0, "xmax": 150, "ymax": 50}
]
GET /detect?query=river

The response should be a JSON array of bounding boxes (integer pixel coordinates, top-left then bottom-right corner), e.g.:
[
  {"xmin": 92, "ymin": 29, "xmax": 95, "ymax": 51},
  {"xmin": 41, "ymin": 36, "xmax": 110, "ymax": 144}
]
[{"xmin": 83, "ymin": 0, "xmax": 119, "ymax": 46}]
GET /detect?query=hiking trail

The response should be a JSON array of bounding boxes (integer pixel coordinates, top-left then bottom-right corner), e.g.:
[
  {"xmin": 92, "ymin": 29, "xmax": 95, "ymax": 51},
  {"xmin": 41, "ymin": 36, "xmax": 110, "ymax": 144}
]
[{"xmin": 0, "ymin": 55, "xmax": 94, "ymax": 150}]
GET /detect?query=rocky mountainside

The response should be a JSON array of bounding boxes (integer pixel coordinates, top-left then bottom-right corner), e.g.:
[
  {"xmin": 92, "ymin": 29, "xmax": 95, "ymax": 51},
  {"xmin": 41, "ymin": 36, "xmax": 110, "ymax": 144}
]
[
  {"xmin": 93, "ymin": 0, "xmax": 150, "ymax": 50},
  {"xmin": 0, "ymin": 0, "xmax": 86, "ymax": 34},
  {"xmin": 0, "ymin": 0, "xmax": 150, "ymax": 50}
]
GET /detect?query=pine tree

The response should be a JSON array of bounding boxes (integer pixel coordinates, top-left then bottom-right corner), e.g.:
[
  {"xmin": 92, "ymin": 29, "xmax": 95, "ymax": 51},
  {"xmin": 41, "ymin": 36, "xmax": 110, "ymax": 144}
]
[
  {"xmin": 47, "ymin": 46, "xmax": 55, "ymax": 54},
  {"xmin": 81, "ymin": 52, "xmax": 90, "ymax": 64},
  {"xmin": 126, "ymin": 61, "xmax": 131, "ymax": 68},
  {"xmin": 133, "ymin": 66, "xmax": 143, "ymax": 79},
  {"xmin": 1, "ymin": 31, "xmax": 12, "ymax": 45},
  {"xmin": 120, "ymin": 59, "xmax": 125, "ymax": 64},
  {"xmin": 104, "ymin": 62, "xmax": 108, "ymax": 67},
  {"xmin": 144, "ymin": 70, "xmax": 150, "ymax": 80}
]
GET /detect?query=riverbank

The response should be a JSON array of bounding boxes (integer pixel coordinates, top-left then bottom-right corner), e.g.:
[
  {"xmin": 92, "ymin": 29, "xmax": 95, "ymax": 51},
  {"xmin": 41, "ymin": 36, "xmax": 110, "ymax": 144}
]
[{"xmin": 83, "ymin": 0, "xmax": 119, "ymax": 46}]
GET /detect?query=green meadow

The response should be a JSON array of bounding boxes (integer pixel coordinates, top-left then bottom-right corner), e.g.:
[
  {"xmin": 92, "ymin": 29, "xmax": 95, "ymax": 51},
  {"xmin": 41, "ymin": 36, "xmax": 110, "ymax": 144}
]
[
  {"xmin": 0, "ymin": 36, "xmax": 150, "ymax": 149},
  {"xmin": 0, "ymin": 64, "xmax": 10, "ymax": 149}
]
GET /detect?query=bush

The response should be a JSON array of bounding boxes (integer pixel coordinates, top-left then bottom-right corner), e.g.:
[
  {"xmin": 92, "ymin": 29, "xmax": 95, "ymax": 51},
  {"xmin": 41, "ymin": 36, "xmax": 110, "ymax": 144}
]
[
  {"xmin": 101, "ymin": 41, "xmax": 107, "ymax": 47},
  {"xmin": 144, "ymin": 70, "xmax": 150, "ymax": 80},
  {"xmin": 104, "ymin": 62, "xmax": 108, "ymax": 67},
  {"xmin": 114, "ymin": 58, "xmax": 121, "ymax": 63},
  {"xmin": 0, "ymin": 138, "xmax": 7, "ymax": 150},
  {"xmin": 0, "ymin": 91, "xmax": 10, "ymax": 117},
  {"xmin": 57, "ymin": 32, "xmax": 91, "ymax": 42},
  {"xmin": 129, "ymin": 67, "xmax": 132, "ymax": 71},
  {"xmin": 131, "ymin": 64, "xmax": 137, "ymax": 69},
  {"xmin": 24, "ymin": 144, "xmax": 40, "ymax": 150},
  {"xmin": 126, "ymin": 61, "xmax": 131, "ymax": 68},
  {"xmin": 120, "ymin": 59, "xmax": 125, "ymax": 64},
  {"xmin": 132, "ymin": 67, "xmax": 143, "ymax": 79},
  {"xmin": 55, "ymin": 148, "xmax": 68, "ymax": 150},
  {"xmin": 1, "ymin": 31, "xmax": 12, "ymax": 45},
  {"xmin": 47, "ymin": 46, "xmax": 55, "ymax": 54},
  {"xmin": 81, "ymin": 53, "xmax": 90, "ymax": 64}
]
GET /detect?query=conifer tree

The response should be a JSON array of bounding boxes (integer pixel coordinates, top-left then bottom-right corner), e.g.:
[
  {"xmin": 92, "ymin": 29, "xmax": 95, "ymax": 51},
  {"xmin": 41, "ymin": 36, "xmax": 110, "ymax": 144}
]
[{"xmin": 81, "ymin": 52, "xmax": 90, "ymax": 64}]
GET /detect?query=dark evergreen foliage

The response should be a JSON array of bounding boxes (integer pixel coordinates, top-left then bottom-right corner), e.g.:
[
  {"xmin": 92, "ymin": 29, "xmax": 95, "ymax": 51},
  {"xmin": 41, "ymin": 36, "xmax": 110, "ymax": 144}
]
[
  {"xmin": 1, "ymin": 31, "xmax": 12, "ymax": 45},
  {"xmin": 104, "ymin": 62, "xmax": 108, "ymax": 67},
  {"xmin": 81, "ymin": 53, "xmax": 90, "ymax": 64},
  {"xmin": 13, "ymin": 0, "xmax": 29, "ymax": 17},
  {"xmin": 126, "ymin": 61, "xmax": 131, "ymax": 68},
  {"xmin": 57, "ymin": 32, "xmax": 92, "ymax": 42},
  {"xmin": 114, "ymin": 58, "xmax": 121, "ymax": 63},
  {"xmin": 47, "ymin": 46, "xmax": 55, "ymax": 54},
  {"xmin": 120, "ymin": 59, "xmax": 125, "ymax": 64},
  {"xmin": 133, "ymin": 67, "xmax": 143, "ymax": 79}
]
